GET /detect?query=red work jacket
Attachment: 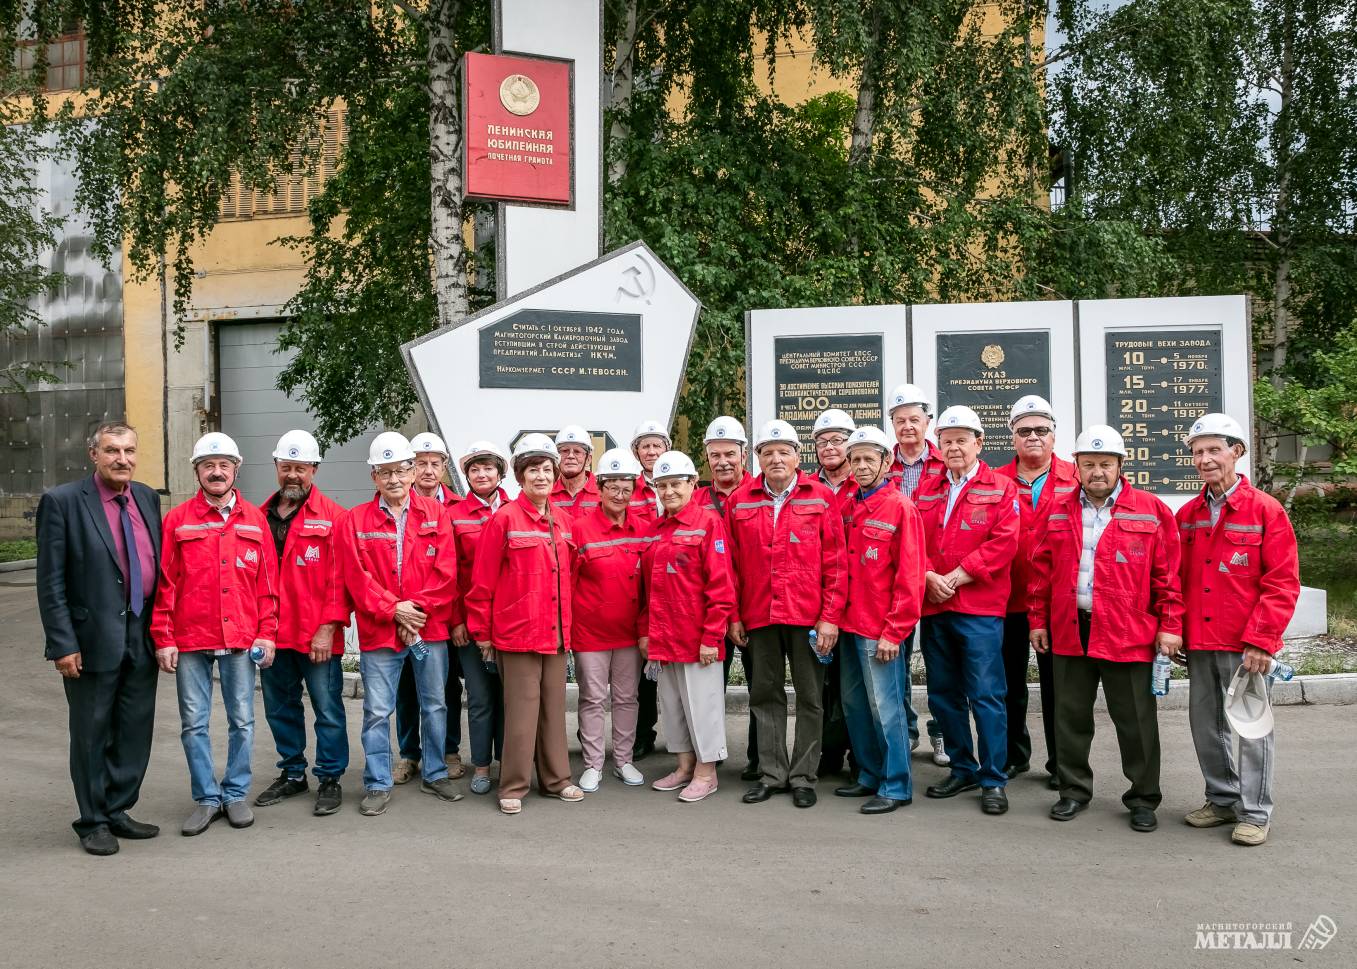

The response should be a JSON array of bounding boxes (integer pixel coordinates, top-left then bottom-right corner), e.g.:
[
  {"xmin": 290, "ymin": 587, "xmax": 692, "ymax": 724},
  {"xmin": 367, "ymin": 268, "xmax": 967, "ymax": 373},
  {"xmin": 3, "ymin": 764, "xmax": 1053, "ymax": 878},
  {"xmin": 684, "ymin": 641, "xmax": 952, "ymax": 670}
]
[
  {"xmin": 466, "ymin": 493, "xmax": 575, "ymax": 654},
  {"xmin": 841, "ymin": 481, "xmax": 926, "ymax": 644},
  {"xmin": 1175, "ymin": 476, "xmax": 1300, "ymax": 655},
  {"xmin": 890, "ymin": 440, "xmax": 947, "ymax": 499},
  {"xmin": 995, "ymin": 455, "xmax": 1079, "ymax": 614},
  {"xmin": 637, "ymin": 500, "xmax": 737, "ymax": 662},
  {"xmin": 693, "ymin": 472, "xmax": 751, "ymax": 518},
  {"xmin": 551, "ymin": 472, "xmax": 601, "ymax": 516},
  {"xmin": 1027, "ymin": 481, "xmax": 1184, "ymax": 662},
  {"xmin": 151, "ymin": 490, "xmax": 279, "ymax": 652},
  {"xmin": 339, "ymin": 492, "xmax": 458, "ymax": 651},
  {"xmin": 571, "ymin": 507, "xmax": 646, "ymax": 651},
  {"xmin": 262, "ymin": 486, "xmax": 350, "ymax": 655},
  {"xmin": 915, "ymin": 461, "xmax": 1020, "ymax": 618},
  {"xmin": 628, "ymin": 479, "xmax": 661, "ymax": 527},
  {"xmin": 446, "ymin": 488, "xmax": 508, "ymax": 626},
  {"xmin": 725, "ymin": 471, "xmax": 847, "ymax": 630},
  {"xmin": 818, "ymin": 470, "xmax": 859, "ymax": 517}
]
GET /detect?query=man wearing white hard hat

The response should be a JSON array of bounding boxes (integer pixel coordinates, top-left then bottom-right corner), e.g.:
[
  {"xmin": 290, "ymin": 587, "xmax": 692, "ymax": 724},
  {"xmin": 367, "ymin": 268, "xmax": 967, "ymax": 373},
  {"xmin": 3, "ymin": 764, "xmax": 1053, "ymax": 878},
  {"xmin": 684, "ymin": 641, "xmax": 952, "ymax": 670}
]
[
  {"xmin": 1028, "ymin": 425, "xmax": 1184, "ymax": 833},
  {"xmin": 629, "ymin": 418, "xmax": 670, "ymax": 758},
  {"xmin": 994, "ymin": 395, "xmax": 1078, "ymax": 788},
  {"xmin": 392, "ymin": 431, "xmax": 467, "ymax": 786},
  {"xmin": 339, "ymin": 432, "xmax": 462, "ymax": 816},
  {"xmin": 914, "ymin": 406, "xmax": 1019, "ymax": 815},
  {"xmin": 152, "ymin": 432, "xmax": 279, "ymax": 836},
  {"xmin": 727, "ymin": 420, "xmax": 848, "ymax": 809},
  {"xmin": 1176, "ymin": 413, "xmax": 1299, "ymax": 846},
  {"xmin": 551, "ymin": 425, "xmax": 602, "ymax": 515},
  {"xmin": 254, "ymin": 430, "xmax": 351, "ymax": 817},
  {"xmin": 693, "ymin": 415, "xmax": 759, "ymax": 780}
]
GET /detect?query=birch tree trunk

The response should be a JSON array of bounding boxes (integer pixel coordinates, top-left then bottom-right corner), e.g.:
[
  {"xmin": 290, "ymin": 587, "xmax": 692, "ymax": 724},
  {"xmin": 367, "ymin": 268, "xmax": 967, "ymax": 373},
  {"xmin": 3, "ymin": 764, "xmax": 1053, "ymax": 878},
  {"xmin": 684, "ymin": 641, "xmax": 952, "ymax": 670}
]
[
  {"xmin": 847, "ymin": 8, "xmax": 881, "ymax": 167},
  {"xmin": 1261, "ymin": 3, "xmax": 1296, "ymax": 487},
  {"xmin": 427, "ymin": 0, "xmax": 469, "ymax": 329},
  {"xmin": 607, "ymin": 0, "xmax": 639, "ymax": 185}
]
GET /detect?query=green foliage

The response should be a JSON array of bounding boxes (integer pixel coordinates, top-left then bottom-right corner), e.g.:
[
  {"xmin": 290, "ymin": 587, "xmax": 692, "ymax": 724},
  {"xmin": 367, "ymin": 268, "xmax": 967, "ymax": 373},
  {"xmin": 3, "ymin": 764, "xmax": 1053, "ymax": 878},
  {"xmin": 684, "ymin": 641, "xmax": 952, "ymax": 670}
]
[
  {"xmin": 0, "ymin": 539, "xmax": 38, "ymax": 562},
  {"xmin": 1254, "ymin": 324, "xmax": 1357, "ymax": 474}
]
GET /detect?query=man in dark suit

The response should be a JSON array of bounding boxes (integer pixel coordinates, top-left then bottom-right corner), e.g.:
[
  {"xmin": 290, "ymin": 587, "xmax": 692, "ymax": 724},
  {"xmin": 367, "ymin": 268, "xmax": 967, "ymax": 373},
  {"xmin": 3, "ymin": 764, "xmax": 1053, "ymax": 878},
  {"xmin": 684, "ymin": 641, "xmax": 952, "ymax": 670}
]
[{"xmin": 37, "ymin": 420, "xmax": 162, "ymax": 855}]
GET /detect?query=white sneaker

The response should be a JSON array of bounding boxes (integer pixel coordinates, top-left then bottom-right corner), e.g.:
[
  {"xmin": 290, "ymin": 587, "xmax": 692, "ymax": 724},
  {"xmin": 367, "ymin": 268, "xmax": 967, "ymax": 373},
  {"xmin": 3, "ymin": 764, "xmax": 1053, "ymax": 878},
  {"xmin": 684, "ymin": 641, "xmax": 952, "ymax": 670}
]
[
  {"xmin": 579, "ymin": 767, "xmax": 602, "ymax": 793},
  {"xmin": 930, "ymin": 735, "xmax": 951, "ymax": 767},
  {"xmin": 613, "ymin": 763, "xmax": 644, "ymax": 786}
]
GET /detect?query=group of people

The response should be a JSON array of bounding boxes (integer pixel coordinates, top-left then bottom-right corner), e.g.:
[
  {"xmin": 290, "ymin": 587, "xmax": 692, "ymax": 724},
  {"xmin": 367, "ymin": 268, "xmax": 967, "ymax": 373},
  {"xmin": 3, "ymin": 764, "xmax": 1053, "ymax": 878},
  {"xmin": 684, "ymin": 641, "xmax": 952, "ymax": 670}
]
[{"xmin": 37, "ymin": 387, "xmax": 1300, "ymax": 856}]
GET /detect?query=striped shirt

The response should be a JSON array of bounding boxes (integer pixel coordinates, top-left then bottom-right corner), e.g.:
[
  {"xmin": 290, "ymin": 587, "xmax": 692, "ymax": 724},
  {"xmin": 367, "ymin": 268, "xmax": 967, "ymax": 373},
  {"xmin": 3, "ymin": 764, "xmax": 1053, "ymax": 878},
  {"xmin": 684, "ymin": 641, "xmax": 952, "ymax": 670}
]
[
  {"xmin": 1076, "ymin": 482, "xmax": 1122, "ymax": 611},
  {"xmin": 943, "ymin": 462, "xmax": 979, "ymax": 526},
  {"xmin": 768, "ymin": 479, "xmax": 795, "ymax": 525},
  {"xmin": 896, "ymin": 447, "xmax": 928, "ymax": 499},
  {"xmin": 380, "ymin": 498, "xmax": 410, "ymax": 585},
  {"xmin": 1206, "ymin": 477, "xmax": 1241, "ymax": 528}
]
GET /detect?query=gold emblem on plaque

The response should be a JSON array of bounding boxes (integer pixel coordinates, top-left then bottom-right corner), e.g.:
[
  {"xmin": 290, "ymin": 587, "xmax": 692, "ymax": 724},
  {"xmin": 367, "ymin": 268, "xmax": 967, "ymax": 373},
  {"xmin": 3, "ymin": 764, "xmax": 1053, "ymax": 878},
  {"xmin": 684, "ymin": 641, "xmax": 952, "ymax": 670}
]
[
  {"xmin": 981, "ymin": 344, "xmax": 1005, "ymax": 368},
  {"xmin": 499, "ymin": 74, "xmax": 540, "ymax": 116}
]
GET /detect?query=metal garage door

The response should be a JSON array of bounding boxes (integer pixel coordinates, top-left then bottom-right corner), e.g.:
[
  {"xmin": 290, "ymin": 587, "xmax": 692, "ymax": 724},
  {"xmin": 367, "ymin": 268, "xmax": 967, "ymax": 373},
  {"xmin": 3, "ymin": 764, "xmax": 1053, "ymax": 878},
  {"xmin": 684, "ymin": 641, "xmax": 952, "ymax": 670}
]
[{"xmin": 217, "ymin": 321, "xmax": 379, "ymax": 510}]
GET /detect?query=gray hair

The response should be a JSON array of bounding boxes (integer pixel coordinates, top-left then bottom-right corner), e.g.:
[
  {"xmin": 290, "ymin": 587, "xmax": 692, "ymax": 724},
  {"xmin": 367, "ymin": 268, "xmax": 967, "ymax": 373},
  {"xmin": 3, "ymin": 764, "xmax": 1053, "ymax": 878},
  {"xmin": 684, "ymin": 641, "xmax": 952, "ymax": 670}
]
[{"xmin": 88, "ymin": 421, "xmax": 137, "ymax": 449}]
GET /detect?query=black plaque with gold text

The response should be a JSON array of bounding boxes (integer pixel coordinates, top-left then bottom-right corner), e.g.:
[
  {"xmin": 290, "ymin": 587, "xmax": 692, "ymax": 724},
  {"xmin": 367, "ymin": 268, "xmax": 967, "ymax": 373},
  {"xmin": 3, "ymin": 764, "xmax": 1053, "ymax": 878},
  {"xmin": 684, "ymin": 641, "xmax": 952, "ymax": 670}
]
[
  {"xmin": 1105, "ymin": 329, "xmax": 1222, "ymax": 496},
  {"xmin": 774, "ymin": 334, "xmax": 884, "ymax": 467},
  {"xmin": 479, "ymin": 309, "xmax": 643, "ymax": 391},
  {"xmin": 936, "ymin": 331, "xmax": 1050, "ymax": 463}
]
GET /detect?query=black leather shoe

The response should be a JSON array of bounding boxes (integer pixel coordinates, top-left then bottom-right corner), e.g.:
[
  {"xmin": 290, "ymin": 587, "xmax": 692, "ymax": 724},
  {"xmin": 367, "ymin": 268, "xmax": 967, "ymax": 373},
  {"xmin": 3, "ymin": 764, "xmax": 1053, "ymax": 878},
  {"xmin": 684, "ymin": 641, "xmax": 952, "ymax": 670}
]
[
  {"xmin": 79, "ymin": 826, "xmax": 119, "ymax": 856},
  {"xmin": 925, "ymin": 775, "xmax": 980, "ymax": 799},
  {"xmin": 740, "ymin": 764, "xmax": 762, "ymax": 782},
  {"xmin": 1004, "ymin": 762, "xmax": 1031, "ymax": 779},
  {"xmin": 742, "ymin": 783, "xmax": 789, "ymax": 803},
  {"xmin": 834, "ymin": 782, "xmax": 875, "ymax": 798},
  {"xmin": 1129, "ymin": 807, "xmax": 1158, "ymax": 832},
  {"xmin": 108, "ymin": 816, "xmax": 159, "ymax": 839},
  {"xmin": 861, "ymin": 796, "xmax": 911, "ymax": 815},
  {"xmin": 1047, "ymin": 774, "xmax": 1061, "ymax": 790},
  {"xmin": 792, "ymin": 787, "xmax": 817, "ymax": 808},
  {"xmin": 1049, "ymin": 797, "xmax": 1088, "ymax": 821},
  {"xmin": 634, "ymin": 739, "xmax": 656, "ymax": 761},
  {"xmin": 980, "ymin": 787, "xmax": 1009, "ymax": 815}
]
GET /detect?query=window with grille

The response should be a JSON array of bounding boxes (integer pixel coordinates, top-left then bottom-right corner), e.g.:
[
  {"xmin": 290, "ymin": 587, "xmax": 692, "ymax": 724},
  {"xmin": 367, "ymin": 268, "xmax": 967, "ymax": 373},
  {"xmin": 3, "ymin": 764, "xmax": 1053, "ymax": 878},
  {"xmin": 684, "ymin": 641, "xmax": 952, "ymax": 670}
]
[
  {"xmin": 13, "ymin": 29, "xmax": 86, "ymax": 92},
  {"xmin": 218, "ymin": 107, "xmax": 347, "ymax": 220}
]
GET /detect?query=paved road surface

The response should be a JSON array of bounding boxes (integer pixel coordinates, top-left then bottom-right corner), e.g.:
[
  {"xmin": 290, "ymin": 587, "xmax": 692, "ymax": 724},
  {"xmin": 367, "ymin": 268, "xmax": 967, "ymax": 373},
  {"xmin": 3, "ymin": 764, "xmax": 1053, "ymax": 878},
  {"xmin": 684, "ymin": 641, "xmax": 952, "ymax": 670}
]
[{"xmin": 0, "ymin": 569, "xmax": 1352, "ymax": 968}]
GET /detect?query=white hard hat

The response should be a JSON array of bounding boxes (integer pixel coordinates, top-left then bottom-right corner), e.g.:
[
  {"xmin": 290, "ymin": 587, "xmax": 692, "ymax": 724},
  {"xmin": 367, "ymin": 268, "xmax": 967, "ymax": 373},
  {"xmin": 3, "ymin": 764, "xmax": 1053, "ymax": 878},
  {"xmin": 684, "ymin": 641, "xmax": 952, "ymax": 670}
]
[
  {"xmin": 887, "ymin": 383, "xmax": 932, "ymax": 417},
  {"xmin": 753, "ymin": 419, "xmax": 801, "ymax": 452},
  {"xmin": 272, "ymin": 429, "xmax": 321, "ymax": 464},
  {"xmin": 555, "ymin": 424, "xmax": 594, "ymax": 453},
  {"xmin": 845, "ymin": 425, "xmax": 892, "ymax": 456},
  {"xmin": 1184, "ymin": 413, "xmax": 1248, "ymax": 453},
  {"xmin": 630, "ymin": 419, "xmax": 671, "ymax": 450},
  {"xmin": 703, "ymin": 416, "xmax": 748, "ymax": 446},
  {"xmin": 596, "ymin": 447, "xmax": 643, "ymax": 480},
  {"xmin": 1008, "ymin": 394, "xmax": 1056, "ymax": 429},
  {"xmin": 1224, "ymin": 666, "xmax": 1274, "ymax": 740},
  {"xmin": 192, "ymin": 432, "xmax": 242, "ymax": 464},
  {"xmin": 813, "ymin": 408, "xmax": 857, "ymax": 439},
  {"xmin": 409, "ymin": 432, "xmax": 450, "ymax": 459},
  {"xmin": 458, "ymin": 440, "xmax": 508, "ymax": 476},
  {"xmin": 1072, "ymin": 425, "xmax": 1126, "ymax": 457},
  {"xmin": 367, "ymin": 431, "xmax": 416, "ymax": 466},
  {"xmin": 936, "ymin": 405, "xmax": 984, "ymax": 436},
  {"xmin": 652, "ymin": 450, "xmax": 698, "ymax": 481},
  {"xmin": 512, "ymin": 432, "xmax": 560, "ymax": 465}
]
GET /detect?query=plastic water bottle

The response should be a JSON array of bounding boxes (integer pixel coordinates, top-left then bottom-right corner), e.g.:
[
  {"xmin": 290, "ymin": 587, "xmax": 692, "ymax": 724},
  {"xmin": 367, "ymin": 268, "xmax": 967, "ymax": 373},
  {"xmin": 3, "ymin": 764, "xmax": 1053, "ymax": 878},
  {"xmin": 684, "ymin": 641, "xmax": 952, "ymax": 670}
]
[
  {"xmin": 566, "ymin": 651, "xmax": 576, "ymax": 681},
  {"xmin": 1151, "ymin": 653, "xmax": 1172, "ymax": 696},
  {"xmin": 248, "ymin": 644, "xmax": 267, "ymax": 665},
  {"xmin": 408, "ymin": 638, "xmax": 429, "ymax": 662},
  {"xmin": 484, "ymin": 653, "xmax": 498, "ymax": 674},
  {"xmin": 1266, "ymin": 658, "xmax": 1295, "ymax": 682},
  {"xmin": 644, "ymin": 659, "xmax": 663, "ymax": 682},
  {"xmin": 809, "ymin": 628, "xmax": 833, "ymax": 665}
]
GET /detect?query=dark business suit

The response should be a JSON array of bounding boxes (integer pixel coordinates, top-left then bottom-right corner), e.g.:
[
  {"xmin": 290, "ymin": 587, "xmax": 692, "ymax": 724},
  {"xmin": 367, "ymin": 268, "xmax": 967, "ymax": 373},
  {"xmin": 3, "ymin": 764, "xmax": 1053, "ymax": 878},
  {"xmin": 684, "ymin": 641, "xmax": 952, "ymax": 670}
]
[{"xmin": 37, "ymin": 475, "xmax": 162, "ymax": 836}]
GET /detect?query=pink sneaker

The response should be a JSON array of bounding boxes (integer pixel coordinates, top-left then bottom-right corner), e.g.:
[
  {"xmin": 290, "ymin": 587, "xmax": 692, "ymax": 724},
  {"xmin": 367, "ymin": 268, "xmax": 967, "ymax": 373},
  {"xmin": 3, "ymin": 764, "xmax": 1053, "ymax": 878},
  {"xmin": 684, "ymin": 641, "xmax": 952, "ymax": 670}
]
[
  {"xmin": 651, "ymin": 771, "xmax": 693, "ymax": 792},
  {"xmin": 678, "ymin": 777, "xmax": 719, "ymax": 802}
]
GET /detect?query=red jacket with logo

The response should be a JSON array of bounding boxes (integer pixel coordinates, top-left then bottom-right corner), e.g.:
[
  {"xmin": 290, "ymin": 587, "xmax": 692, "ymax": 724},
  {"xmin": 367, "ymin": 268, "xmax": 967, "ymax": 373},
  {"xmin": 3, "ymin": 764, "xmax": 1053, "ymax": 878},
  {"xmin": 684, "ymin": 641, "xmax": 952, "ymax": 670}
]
[
  {"xmin": 693, "ymin": 472, "xmax": 752, "ymax": 518},
  {"xmin": 890, "ymin": 440, "xmax": 947, "ymax": 499},
  {"xmin": 628, "ymin": 479, "xmax": 661, "ymax": 527},
  {"xmin": 152, "ymin": 491, "xmax": 279, "ymax": 652},
  {"xmin": 339, "ymin": 492, "xmax": 458, "ymax": 651},
  {"xmin": 995, "ymin": 455, "xmax": 1079, "ymax": 614},
  {"xmin": 915, "ymin": 461, "xmax": 1020, "ymax": 618},
  {"xmin": 1175, "ymin": 476, "xmax": 1300, "ymax": 655},
  {"xmin": 551, "ymin": 473, "xmax": 601, "ymax": 516},
  {"xmin": 262, "ymin": 486, "xmax": 351, "ymax": 655},
  {"xmin": 1027, "ymin": 481, "xmax": 1184, "ymax": 662},
  {"xmin": 466, "ymin": 493, "xmax": 575, "ymax": 654},
  {"xmin": 637, "ymin": 500, "xmax": 737, "ymax": 662},
  {"xmin": 818, "ymin": 470, "xmax": 859, "ymax": 517},
  {"xmin": 725, "ymin": 471, "xmax": 847, "ymax": 630},
  {"xmin": 446, "ymin": 488, "xmax": 508, "ymax": 627},
  {"xmin": 571, "ymin": 507, "xmax": 647, "ymax": 651},
  {"xmin": 841, "ymin": 482, "xmax": 926, "ymax": 644}
]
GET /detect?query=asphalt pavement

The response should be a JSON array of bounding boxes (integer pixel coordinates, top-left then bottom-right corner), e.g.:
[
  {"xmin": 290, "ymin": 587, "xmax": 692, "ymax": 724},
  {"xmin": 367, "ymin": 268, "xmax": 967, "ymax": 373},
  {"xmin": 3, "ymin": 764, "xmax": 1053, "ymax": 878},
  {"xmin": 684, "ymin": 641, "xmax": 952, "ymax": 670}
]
[{"xmin": 1, "ymin": 568, "xmax": 1353, "ymax": 969}]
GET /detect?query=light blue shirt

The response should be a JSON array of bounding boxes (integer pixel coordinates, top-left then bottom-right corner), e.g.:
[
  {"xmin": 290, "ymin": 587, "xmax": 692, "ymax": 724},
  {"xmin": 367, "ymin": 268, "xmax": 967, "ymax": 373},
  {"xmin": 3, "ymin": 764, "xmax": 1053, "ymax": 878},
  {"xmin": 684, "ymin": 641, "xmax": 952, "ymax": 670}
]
[
  {"xmin": 943, "ymin": 462, "xmax": 980, "ymax": 526},
  {"xmin": 1207, "ymin": 477, "xmax": 1241, "ymax": 528},
  {"xmin": 1076, "ymin": 481, "xmax": 1122, "ymax": 611}
]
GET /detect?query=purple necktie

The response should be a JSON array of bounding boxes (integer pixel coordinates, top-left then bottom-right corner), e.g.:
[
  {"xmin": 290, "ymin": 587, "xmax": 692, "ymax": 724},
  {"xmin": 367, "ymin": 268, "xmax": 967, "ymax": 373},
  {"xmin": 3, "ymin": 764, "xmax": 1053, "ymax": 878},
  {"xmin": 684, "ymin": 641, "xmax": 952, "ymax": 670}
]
[{"xmin": 114, "ymin": 494, "xmax": 144, "ymax": 616}]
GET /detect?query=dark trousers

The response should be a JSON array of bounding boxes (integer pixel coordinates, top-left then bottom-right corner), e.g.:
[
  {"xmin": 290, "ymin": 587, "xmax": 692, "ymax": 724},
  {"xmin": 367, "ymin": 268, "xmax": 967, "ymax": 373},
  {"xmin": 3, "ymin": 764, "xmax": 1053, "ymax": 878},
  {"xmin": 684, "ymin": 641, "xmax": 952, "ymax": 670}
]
[
  {"xmin": 1002, "ymin": 612, "xmax": 1057, "ymax": 774},
  {"xmin": 396, "ymin": 646, "xmax": 462, "ymax": 761},
  {"xmin": 722, "ymin": 640, "xmax": 758, "ymax": 769},
  {"xmin": 1052, "ymin": 612, "xmax": 1161, "ymax": 809},
  {"xmin": 903, "ymin": 628, "xmax": 944, "ymax": 744},
  {"xmin": 921, "ymin": 612, "xmax": 1008, "ymax": 789},
  {"xmin": 748, "ymin": 624, "xmax": 826, "ymax": 789},
  {"xmin": 819, "ymin": 645, "xmax": 853, "ymax": 774},
  {"xmin": 63, "ymin": 623, "xmax": 158, "ymax": 837},
  {"xmin": 636, "ymin": 668, "xmax": 658, "ymax": 750}
]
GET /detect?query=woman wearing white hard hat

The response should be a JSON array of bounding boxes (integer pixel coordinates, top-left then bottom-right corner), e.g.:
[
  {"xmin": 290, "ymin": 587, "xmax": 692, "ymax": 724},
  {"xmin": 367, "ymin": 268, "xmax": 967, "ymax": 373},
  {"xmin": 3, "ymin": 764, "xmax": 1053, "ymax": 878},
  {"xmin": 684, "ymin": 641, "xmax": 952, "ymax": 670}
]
[
  {"xmin": 571, "ymin": 448, "xmax": 649, "ymax": 791},
  {"xmin": 639, "ymin": 451, "xmax": 737, "ymax": 802},
  {"xmin": 465, "ymin": 434, "xmax": 583, "ymax": 814},
  {"xmin": 446, "ymin": 441, "xmax": 511, "ymax": 796}
]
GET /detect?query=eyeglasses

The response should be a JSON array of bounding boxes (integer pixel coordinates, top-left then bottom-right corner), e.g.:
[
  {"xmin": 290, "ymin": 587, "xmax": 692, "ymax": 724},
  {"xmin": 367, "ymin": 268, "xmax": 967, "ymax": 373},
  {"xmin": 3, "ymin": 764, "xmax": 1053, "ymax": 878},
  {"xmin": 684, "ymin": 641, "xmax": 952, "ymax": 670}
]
[
  {"xmin": 1014, "ymin": 427, "xmax": 1053, "ymax": 439},
  {"xmin": 654, "ymin": 479, "xmax": 690, "ymax": 492},
  {"xmin": 373, "ymin": 464, "xmax": 413, "ymax": 480},
  {"xmin": 815, "ymin": 436, "xmax": 849, "ymax": 448},
  {"xmin": 600, "ymin": 481, "xmax": 634, "ymax": 496}
]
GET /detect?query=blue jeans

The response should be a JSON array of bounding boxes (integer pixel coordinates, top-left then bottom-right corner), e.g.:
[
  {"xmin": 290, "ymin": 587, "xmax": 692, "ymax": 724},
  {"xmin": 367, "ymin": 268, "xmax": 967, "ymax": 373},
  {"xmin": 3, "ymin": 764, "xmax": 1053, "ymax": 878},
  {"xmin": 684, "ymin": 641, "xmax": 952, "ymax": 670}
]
[
  {"xmin": 458, "ymin": 644, "xmax": 505, "ymax": 768},
  {"xmin": 903, "ymin": 628, "xmax": 945, "ymax": 744},
  {"xmin": 176, "ymin": 650, "xmax": 255, "ymax": 805},
  {"xmin": 260, "ymin": 649, "xmax": 349, "ymax": 780},
  {"xmin": 396, "ymin": 646, "xmax": 462, "ymax": 761},
  {"xmin": 921, "ymin": 613, "xmax": 1008, "ymax": 789},
  {"xmin": 840, "ymin": 634, "xmax": 914, "ymax": 800},
  {"xmin": 360, "ymin": 643, "xmax": 450, "ymax": 791}
]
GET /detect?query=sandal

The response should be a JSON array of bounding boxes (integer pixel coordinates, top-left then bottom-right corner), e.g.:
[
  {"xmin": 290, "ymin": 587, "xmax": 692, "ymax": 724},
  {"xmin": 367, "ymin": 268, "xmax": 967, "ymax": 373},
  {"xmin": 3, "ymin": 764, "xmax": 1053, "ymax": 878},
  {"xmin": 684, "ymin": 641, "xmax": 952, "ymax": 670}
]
[
  {"xmin": 651, "ymin": 771, "xmax": 694, "ymax": 792},
  {"xmin": 444, "ymin": 754, "xmax": 467, "ymax": 780},
  {"xmin": 498, "ymin": 798, "xmax": 522, "ymax": 815},
  {"xmin": 545, "ymin": 785, "xmax": 584, "ymax": 802}
]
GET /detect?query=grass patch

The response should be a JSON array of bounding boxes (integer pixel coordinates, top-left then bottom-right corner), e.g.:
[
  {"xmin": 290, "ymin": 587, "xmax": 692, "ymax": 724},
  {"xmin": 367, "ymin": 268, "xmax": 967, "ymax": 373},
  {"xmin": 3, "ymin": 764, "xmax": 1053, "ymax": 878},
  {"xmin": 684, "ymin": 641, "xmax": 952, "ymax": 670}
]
[
  {"xmin": 1297, "ymin": 522, "xmax": 1357, "ymax": 638},
  {"xmin": 0, "ymin": 540, "xmax": 37, "ymax": 563}
]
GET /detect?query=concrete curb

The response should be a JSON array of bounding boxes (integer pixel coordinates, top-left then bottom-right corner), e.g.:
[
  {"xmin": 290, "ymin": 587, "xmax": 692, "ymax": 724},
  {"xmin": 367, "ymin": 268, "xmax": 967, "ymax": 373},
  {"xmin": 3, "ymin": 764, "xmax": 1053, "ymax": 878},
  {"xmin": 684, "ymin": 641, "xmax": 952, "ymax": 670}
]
[{"xmin": 0, "ymin": 558, "xmax": 36, "ymax": 573}]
